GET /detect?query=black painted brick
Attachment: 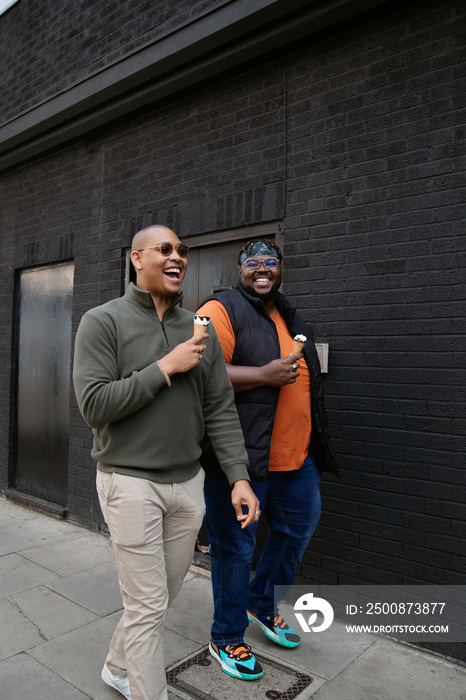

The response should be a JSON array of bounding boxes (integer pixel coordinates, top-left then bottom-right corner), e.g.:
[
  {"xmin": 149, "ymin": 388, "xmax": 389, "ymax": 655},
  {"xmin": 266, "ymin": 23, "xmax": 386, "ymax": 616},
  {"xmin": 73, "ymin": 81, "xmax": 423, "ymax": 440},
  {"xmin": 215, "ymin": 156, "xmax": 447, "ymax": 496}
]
[
  {"xmin": 0, "ymin": 0, "xmax": 226, "ymax": 124},
  {"xmin": 0, "ymin": 0, "xmax": 464, "ymax": 587}
]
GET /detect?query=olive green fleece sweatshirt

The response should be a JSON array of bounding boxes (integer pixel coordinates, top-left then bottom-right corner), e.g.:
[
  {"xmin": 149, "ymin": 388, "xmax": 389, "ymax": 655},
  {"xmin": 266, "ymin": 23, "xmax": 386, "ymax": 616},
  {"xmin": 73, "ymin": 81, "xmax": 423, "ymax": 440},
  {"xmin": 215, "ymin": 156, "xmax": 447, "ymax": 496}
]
[{"xmin": 73, "ymin": 283, "xmax": 249, "ymax": 486}]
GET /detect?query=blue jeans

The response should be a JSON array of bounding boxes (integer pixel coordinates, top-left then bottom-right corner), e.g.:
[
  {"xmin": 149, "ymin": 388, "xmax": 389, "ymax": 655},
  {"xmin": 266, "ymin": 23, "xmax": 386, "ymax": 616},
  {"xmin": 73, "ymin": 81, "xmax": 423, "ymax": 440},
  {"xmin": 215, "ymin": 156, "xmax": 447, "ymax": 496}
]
[{"xmin": 204, "ymin": 452, "xmax": 321, "ymax": 645}]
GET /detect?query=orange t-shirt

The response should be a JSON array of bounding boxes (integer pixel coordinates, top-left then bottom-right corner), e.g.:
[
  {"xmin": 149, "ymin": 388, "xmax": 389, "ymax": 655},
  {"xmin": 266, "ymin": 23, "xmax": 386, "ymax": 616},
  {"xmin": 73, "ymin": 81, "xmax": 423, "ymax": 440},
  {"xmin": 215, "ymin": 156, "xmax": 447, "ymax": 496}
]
[{"xmin": 197, "ymin": 300, "xmax": 311, "ymax": 471}]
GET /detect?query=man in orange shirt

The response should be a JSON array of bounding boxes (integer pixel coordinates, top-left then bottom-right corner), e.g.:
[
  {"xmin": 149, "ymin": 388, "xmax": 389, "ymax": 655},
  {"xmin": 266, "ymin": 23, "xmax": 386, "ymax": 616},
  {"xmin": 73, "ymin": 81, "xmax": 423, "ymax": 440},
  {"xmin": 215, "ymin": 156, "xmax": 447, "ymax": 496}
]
[{"xmin": 197, "ymin": 239, "xmax": 338, "ymax": 681}]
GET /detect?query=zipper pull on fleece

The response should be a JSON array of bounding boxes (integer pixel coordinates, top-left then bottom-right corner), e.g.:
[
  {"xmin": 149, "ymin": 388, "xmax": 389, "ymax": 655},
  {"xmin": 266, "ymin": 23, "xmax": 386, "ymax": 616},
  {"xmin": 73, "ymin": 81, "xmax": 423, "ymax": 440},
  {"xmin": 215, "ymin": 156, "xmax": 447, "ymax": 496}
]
[{"xmin": 160, "ymin": 319, "xmax": 170, "ymax": 347}]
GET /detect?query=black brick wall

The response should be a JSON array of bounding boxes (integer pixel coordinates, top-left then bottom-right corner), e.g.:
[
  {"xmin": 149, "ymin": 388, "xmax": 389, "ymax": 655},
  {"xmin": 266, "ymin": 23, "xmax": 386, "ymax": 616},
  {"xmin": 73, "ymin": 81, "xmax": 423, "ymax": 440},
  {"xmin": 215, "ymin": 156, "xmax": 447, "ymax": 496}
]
[
  {"xmin": 0, "ymin": 0, "xmax": 464, "ymax": 588},
  {"xmin": 0, "ymin": 0, "xmax": 225, "ymax": 124},
  {"xmin": 0, "ymin": 143, "xmax": 104, "ymax": 524},
  {"xmin": 283, "ymin": 0, "xmax": 466, "ymax": 586}
]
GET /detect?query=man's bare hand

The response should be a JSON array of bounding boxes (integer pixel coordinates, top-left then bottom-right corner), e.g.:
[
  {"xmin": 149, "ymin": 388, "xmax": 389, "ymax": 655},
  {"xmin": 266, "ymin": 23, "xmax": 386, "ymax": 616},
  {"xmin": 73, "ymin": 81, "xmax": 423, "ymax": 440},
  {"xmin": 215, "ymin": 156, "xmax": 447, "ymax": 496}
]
[
  {"xmin": 231, "ymin": 480, "xmax": 260, "ymax": 529},
  {"xmin": 161, "ymin": 334, "xmax": 209, "ymax": 376},
  {"xmin": 263, "ymin": 354, "xmax": 302, "ymax": 386}
]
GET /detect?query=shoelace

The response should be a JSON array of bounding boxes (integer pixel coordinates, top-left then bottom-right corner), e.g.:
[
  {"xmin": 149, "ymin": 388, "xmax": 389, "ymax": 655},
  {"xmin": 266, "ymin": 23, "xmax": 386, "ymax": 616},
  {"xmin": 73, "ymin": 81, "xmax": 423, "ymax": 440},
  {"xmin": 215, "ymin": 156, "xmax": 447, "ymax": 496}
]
[
  {"xmin": 271, "ymin": 614, "xmax": 289, "ymax": 630},
  {"xmin": 225, "ymin": 643, "xmax": 253, "ymax": 661}
]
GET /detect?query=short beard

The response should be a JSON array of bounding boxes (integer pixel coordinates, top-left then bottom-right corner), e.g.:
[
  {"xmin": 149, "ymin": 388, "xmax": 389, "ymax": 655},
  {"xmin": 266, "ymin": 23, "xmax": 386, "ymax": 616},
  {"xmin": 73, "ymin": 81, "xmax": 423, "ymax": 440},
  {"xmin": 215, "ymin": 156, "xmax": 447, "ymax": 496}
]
[{"xmin": 241, "ymin": 282, "xmax": 279, "ymax": 303}]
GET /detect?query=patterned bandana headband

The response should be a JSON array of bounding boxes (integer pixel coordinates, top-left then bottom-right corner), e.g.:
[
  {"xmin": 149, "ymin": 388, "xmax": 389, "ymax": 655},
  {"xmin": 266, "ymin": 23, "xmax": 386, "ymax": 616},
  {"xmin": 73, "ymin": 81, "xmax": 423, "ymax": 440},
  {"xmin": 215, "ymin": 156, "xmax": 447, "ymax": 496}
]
[{"xmin": 238, "ymin": 238, "xmax": 283, "ymax": 265}]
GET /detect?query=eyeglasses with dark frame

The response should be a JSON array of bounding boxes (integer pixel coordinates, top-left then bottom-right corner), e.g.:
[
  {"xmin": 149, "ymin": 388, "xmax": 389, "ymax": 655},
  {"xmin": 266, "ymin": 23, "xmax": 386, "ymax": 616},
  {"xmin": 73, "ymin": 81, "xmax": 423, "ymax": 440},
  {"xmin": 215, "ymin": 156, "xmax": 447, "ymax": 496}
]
[
  {"xmin": 241, "ymin": 257, "xmax": 280, "ymax": 271},
  {"xmin": 137, "ymin": 243, "xmax": 189, "ymax": 258}
]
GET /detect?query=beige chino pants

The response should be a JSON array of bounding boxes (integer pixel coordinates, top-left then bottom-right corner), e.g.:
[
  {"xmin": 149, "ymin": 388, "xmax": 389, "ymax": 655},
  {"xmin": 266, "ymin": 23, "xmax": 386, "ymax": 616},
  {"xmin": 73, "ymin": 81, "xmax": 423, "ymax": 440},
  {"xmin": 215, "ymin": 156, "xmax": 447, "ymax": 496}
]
[{"xmin": 96, "ymin": 469, "xmax": 205, "ymax": 700}]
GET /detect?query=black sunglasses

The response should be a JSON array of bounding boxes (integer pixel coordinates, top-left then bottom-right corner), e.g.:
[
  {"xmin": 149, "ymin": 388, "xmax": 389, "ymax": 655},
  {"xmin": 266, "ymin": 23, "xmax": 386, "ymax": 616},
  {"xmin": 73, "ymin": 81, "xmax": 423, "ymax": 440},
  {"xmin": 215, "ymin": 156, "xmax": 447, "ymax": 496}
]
[{"xmin": 137, "ymin": 243, "xmax": 189, "ymax": 258}]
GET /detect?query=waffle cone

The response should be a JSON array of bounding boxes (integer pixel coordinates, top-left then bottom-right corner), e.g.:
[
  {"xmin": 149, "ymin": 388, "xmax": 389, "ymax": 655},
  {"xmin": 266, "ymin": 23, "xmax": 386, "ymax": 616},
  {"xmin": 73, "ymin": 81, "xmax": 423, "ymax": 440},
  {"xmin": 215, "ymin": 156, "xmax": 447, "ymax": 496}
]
[
  {"xmin": 193, "ymin": 316, "xmax": 210, "ymax": 342},
  {"xmin": 194, "ymin": 323, "xmax": 206, "ymax": 345},
  {"xmin": 292, "ymin": 339, "xmax": 305, "ymax": 354}
]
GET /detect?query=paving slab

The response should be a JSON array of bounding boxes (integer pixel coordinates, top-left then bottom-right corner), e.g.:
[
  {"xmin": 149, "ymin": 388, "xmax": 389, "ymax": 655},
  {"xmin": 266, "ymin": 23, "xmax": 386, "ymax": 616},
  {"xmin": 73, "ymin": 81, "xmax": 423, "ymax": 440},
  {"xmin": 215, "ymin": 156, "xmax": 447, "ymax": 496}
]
[
  {"xmin": 163, "ymin": 628, "xmax": 206, "ymax": 669},
  {"xmin": 171, "ymin": 578, "xmax": 381, "ymax": 684},
  {"xmin": 2, "ymin": 497, "xmax": 466, "ymax": 700},
  {"xmin": 20, "ymin": 530, "xmax": 115, "ymax": 576},
  {"xmin": 29, "ymin": 610, "xmax": 125, "ymax": 700},
  {"xmin": 312, "ymin": 638, "xmax": 466, "ymax": 700},
  {"xmin": 0, "ymin": 597, "xmax": 45, "ymax": 660},
  {"xmin": 0, "ymin": 515, "xmax": 77, "ymax": 556},
  {"xmin": 0, "ymin": 653, "xmax": 89, "ymax": 700},
  {"xmin": 165, "ymin": 571, "xmax": 215, "ymax": 644},
  {"xmin": 0, "ymin": 499, "xmax": 40, "ymax": 526},
  {"xmin": 12, "ymin": 584, "xmax": 99, "ymax": 640},
  {"xmin": 0, "ymin": 553, "xmax": 59, "ymax": 597},
  {"xmin": 47, "ymin": 560, "xmax": 122, "ymax": 615},
  {"xmin": 245, "ymin": 601, "xmax": 379, "ymax": 682},
  {"xmin": 27, "ymin": 609, "xmax": 190, "ymax": 699}
]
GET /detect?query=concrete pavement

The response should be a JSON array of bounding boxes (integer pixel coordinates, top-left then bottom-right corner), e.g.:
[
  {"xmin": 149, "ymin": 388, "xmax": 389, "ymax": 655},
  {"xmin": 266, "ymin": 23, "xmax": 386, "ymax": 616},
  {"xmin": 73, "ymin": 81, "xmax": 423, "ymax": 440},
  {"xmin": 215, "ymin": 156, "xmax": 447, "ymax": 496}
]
[{"xmin": 1, "ymin": 495, "xmax": 465, "ymax": 700}]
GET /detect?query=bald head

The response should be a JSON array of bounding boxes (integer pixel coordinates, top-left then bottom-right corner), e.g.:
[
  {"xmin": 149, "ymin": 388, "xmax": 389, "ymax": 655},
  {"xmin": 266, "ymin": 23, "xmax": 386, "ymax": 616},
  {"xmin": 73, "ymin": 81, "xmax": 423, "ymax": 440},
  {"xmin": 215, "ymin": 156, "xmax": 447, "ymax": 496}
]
[
  {"xmin": 129, "ymin": 225, "xmax": 187, "ymax": 312},
  {"xmin": 131, "ymin": 225, "xmax": 175, "ymax": 253}
]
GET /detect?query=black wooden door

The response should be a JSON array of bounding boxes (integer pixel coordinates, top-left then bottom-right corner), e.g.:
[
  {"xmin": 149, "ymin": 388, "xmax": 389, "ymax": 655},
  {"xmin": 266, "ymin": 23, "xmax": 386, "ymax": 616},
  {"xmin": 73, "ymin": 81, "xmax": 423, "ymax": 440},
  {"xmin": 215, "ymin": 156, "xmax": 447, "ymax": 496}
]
[
  {"xmin": 181, "ymin": 235, "xmax": 277, "ymax": 565},
  {"xmin": 181, "ymin": 237, "xmax": 250, "ymax": 311}
]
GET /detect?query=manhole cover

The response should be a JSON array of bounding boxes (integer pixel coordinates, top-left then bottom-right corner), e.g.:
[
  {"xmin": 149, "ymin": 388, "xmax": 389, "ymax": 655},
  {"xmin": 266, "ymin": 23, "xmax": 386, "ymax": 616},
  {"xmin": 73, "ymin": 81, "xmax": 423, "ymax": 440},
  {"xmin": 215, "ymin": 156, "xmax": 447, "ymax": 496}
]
[{"xmin": 166, "ymin": 646, "xmax": 313, "ymax": 700}]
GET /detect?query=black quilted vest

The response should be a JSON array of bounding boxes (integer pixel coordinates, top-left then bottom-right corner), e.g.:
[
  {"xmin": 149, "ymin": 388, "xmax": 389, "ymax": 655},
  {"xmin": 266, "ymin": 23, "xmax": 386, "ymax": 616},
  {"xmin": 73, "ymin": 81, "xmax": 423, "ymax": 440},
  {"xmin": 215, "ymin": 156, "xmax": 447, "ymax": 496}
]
[{"xmin": 202, "ymin": 283, "xmax": 338, "ymax": 481}]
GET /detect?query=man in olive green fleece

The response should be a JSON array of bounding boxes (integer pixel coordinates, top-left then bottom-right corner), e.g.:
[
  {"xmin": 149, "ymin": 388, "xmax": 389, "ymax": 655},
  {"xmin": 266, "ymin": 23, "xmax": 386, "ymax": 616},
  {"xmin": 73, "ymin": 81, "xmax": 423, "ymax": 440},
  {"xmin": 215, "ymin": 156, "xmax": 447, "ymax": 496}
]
[{"xmin": 73, "ymin": 225, "xmax": 259, "ymax": 700}]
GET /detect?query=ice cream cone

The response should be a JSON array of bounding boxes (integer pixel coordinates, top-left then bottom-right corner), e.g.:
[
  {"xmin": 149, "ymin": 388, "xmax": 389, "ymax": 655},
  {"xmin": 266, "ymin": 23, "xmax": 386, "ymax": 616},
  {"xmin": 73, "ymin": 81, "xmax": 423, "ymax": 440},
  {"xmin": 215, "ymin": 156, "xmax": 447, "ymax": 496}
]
[
  {"xmin": 193, "ymin": 315, "xmax": 210, "ymax": 342},
  {"xmin": 292, "ymin": 335, "xmax": 306, "ymax": 354}
]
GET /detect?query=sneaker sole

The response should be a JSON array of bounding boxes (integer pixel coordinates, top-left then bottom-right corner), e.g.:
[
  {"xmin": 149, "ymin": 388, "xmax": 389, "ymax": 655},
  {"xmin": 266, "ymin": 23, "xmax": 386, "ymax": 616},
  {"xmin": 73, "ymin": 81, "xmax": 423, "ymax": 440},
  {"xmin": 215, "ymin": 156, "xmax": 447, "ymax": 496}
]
[
  {"xmin": 247, "ymin": 611, "xmax": 300, "ymax": 648},
  {"xmin": 208, "ymin": 642, "xmax": 263, "ymax": 681}
]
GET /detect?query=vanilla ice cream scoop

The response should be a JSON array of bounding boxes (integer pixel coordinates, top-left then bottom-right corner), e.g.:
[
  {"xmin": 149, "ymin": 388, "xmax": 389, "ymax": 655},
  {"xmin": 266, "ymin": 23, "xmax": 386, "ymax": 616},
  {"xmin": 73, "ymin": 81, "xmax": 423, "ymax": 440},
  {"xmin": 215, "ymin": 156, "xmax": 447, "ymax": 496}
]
[
  {"xmin": 292, "ymin": 334, "xmax": 307, "ymax": 354},
  {"xmin": 193, "ymin": 315, "xmax": 210, "ymax": 340}
]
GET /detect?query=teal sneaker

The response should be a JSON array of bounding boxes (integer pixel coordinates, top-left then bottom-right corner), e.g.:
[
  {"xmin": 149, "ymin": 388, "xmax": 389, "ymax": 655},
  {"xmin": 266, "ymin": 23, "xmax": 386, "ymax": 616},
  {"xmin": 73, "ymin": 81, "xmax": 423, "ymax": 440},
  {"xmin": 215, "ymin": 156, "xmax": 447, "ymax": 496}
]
[
  {"xmin": 209, "ymin": 642, "xmax": 263, "ymax": 680},
  {"xmin": 247, "ymin": 611, "xmax": 301, "ymax": 648},
  {"xmin": 101, "ymin": 663, "xmax": 131, "ymax": 699}
]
